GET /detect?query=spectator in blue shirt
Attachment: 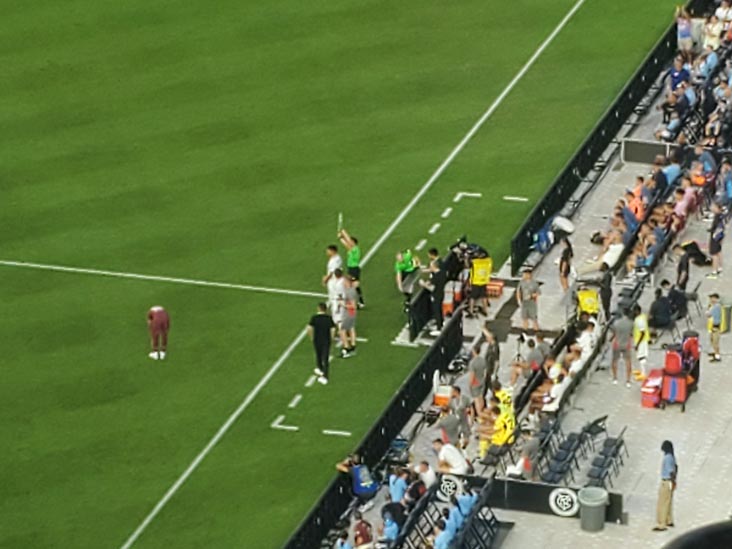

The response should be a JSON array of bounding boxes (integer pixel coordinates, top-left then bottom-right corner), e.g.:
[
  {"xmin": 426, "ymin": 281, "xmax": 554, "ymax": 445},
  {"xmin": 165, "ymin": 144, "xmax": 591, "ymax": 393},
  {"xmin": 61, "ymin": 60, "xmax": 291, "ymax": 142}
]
[
  {"xmin": 654, "ymin": 440, "xmax": 677, "ymax": 531},
  {"xmin": 694, "ymin": 144, "xmax": 718, "ymax": 176},
  {"xmin": 335, "ymin": 531, "xmax": 353, "ymax": 549},
  {"xmin": 388, "ymin": 468, "xmax": 408, "ymax": 504},
  {"xmin": 668, "ymin": 57, "xmax": 690, "ymax": 91},
  {"xmin": 379, "ymin": 512, "xmax": 399, "ymax": 543},
  {"xmin": 707, "ymin": 293, "xmax": 722, "ymax": 362},
  {"xmin": 433, "ymin": 519, "xmax": 454, "ymax": 549},
  {"xmin": 456, "ymin": 491, "xmax": 479, "ymax": 516},
  {"xmin": 662, "ymin": 160, "xmax": 682, "ymax": 187}
]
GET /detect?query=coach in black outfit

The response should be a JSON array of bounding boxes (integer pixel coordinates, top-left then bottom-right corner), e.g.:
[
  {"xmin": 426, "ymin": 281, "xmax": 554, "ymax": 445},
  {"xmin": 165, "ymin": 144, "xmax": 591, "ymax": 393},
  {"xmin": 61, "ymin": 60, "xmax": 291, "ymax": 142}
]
[{"xmin": 308, "ymin": 302, "xmax": 336, "ymax": 385}]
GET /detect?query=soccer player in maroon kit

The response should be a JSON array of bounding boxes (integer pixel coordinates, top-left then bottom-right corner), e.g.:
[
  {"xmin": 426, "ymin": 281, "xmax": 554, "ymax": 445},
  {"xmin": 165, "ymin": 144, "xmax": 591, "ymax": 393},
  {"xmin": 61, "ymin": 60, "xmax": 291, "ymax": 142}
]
[{"xmin": 147, "ymin": 306, "xmax": 170, "ymax": 360}]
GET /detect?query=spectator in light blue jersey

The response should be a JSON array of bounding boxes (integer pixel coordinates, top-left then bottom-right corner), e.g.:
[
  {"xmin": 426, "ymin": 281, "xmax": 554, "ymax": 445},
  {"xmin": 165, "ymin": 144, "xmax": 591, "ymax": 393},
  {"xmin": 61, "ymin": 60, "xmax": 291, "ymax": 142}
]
[{"xmin": 388, "ymin": 468, "xmax": 408, "ymax": 504}]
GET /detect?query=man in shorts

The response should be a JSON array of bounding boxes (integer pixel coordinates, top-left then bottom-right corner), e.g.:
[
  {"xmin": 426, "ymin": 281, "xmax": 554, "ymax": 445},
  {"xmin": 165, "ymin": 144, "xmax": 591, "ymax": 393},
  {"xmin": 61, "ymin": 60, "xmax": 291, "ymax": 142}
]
[
  {"xmin": 516, "ymin": 269, "xmax": 541, "ymax": 331},
  {"xmin": 610, "ymin": 310, "xmax": 635, "ymax": 387},
  {"xmin": 633, "ymin": 304, "xmax": 650, "ymax": 379},
  {"xmin": 147, "ymin": 305, "xmax": 170, "ymax": 360},
  {"xmin": 328, "ymin": 268, "xmax": 347, "ymax": 330},
  {"xmin": 338, "ymin": 277, "xmax": 358, "ymax": 358},
  {"xmin": 467, "ymin": 346, "xmax": 488, "ymax": 414},
  {"xmin": 338, "ymin": 229, "xmax": 365, "ymax": 307}
]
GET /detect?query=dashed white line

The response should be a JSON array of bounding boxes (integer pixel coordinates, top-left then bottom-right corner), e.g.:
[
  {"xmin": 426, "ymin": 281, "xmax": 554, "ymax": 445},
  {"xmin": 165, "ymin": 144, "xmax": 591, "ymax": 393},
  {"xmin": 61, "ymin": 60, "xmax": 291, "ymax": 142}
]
[
  {"xmin": 441, "ymin": 207, "xmax": 453, "ymax": 219},
  {"xmin": 355, "ymin": 337, "xmax": 369, "ymax": 343},
  {"xmin": 305, "ymin": 375, "xmax": 317, "ymax": 388},
  {"xmin": 428, "ymin": 223, "xmax": 441, "ymax": 235},
  {"xmin": 503, "ymin": 195, "xmax": 529, "ymax": 202},
  {"xmin": 322, "ymin": 429, "xmax": 352, "ymax": 437},
  {"xmin": 0, "ymin": 260, "xmax": 327, "ymax": 299},
  {"xmin": 415, "ymin": 238, "xmax": 427, "ymax": 251},
  {"xmin": 288, "ymin": 394, "xmax": 303, "ymax": 409}
]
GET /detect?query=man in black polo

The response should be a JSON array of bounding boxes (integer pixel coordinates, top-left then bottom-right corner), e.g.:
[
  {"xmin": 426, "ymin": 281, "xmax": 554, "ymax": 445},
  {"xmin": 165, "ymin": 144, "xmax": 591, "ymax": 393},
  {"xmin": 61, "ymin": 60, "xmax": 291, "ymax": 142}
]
[{"xmin": 308, "ymin": 302, "xmax": 336, "ymax": 385}]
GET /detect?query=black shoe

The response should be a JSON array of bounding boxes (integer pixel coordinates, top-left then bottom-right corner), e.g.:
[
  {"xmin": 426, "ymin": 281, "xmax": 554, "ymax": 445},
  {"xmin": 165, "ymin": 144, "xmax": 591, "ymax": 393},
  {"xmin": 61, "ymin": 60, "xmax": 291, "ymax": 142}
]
[
  {"xmin": 667, "ymin": 523, "xmax": 675, "ymax": 527},
  {"xmin": 652, "ymin": 527, "xmax": 667, "ymax": 532}
]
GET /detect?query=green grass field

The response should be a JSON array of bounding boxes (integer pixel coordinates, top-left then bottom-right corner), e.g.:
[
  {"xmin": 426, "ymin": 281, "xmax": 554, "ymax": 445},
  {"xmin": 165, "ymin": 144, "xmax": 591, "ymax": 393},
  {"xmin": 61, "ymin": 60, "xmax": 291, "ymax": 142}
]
[{"xmin": 1, "ymin": 0, "xmax": 679, "ymax": 547}]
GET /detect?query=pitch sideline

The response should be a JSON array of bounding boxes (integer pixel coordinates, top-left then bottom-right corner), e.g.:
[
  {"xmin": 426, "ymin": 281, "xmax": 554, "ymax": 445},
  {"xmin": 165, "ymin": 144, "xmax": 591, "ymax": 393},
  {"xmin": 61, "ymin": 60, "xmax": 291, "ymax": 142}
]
[
  {"xmin": 0, "ymin": 259, "xmax": 327, "ymax": 299},
  {"xmin": 119, "ymin": 0, "xmax": 587, "ymax": 545}
]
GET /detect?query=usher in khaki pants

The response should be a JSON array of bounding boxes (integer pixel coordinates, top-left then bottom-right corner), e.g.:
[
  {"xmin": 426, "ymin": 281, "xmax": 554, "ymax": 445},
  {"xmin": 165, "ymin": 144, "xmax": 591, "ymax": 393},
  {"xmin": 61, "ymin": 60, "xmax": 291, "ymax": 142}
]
[{"xmin": 656, "ymin": 480, "xmax": 674, "ymax": 528}]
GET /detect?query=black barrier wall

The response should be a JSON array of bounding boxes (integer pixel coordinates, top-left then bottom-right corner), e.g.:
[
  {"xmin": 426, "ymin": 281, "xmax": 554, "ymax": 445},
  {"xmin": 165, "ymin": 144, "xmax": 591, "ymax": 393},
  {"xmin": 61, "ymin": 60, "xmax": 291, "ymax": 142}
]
[
  {"xmin": 284, "ymin": 306, "xmax": 465, "ymax": 548},
  {"xmin": 509, "ymin": 0, "xmax": 714, "ymax": 275}
]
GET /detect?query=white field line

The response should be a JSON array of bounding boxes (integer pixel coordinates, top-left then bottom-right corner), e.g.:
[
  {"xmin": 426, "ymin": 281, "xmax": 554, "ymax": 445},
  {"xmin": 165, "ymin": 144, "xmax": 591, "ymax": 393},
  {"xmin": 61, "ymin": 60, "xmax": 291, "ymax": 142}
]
[
  {"xmin": 362, "ymin": 0, "xmax": 586, "ymax": 264},
  {"xmin": 271, "ymin": 415, "xmax": 299, "ymax": 432},
  {"xmin": 305, "ymin": 375, "xmax": 317, "ymax": 388},
  {"xmin": 288, "ymin": 394, "xmax": 303, "ymax": 409},
  {"xmin": 503, "ymin": 195, "xmax": 529, "ymax": 202},
  {"xmin": 118, "ymin": 1, "xmax": 586, "ymax": 545},
  {"xmin": 428, "ymin": 223, "xmax": 441, "ymax": 235},
  {"xmin": 355, "ymin": 337, "xmax": 369, "ymax": 343},
  {"xmin": 441, "ymin": 207, "xmax": 453, "ymax": 219},
  {"xmin": 119, "ymin": 328, "xmax": 307, "ymax": 549},
  {"xmin": 415, "ymin": 238, "xmax": 427, "ymax": 251},
  {"xmin": 0, "ymin": 260, "xmax": 327, "ymax": 299},
  {"xmin": 453, "ymin": 191, "xmax": 482, "ymax": 202},
  {"xmin": 322, "ymin": 429, "xmax": 352, "ymax": 437}
]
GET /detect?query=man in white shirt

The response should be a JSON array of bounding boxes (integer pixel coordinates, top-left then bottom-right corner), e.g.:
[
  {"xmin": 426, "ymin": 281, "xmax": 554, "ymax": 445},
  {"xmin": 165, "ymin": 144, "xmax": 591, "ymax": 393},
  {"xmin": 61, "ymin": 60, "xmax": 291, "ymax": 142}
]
[
  {"xmin": 323, "ymin": 244, "xmax": 343, "ymax": 285},
  {"xmin": 327, "ymin": 268, "xmax": 347, "ymax": 327},
  {"xmin": 576, "ymin": 320, "xmax": 597, "ymax": 361},
  {"xmin": 432, "ymin": 439, "xmax": 468, "ymax": 475},
  {"xmin": 414, "ymin": 461, "xmax": 437, "ymax": 488},
  {"xmin": 717, "ymin": 1, "xmax": 732, "ymax": 30}
]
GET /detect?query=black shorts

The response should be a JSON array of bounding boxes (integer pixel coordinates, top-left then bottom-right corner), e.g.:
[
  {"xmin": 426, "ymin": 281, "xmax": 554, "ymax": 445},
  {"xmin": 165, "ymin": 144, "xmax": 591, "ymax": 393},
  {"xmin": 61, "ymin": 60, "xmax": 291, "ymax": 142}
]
[
  {"xmin": 470, "ymin": 284, "xmax": 487, "ymax": 299},
  {"xmin": 347, "ymin": 266, "xmax": 361, "ymax": 280},
  {"xmin": 710, "ymin": 239, "xmax": 722, "ymax": 256}
]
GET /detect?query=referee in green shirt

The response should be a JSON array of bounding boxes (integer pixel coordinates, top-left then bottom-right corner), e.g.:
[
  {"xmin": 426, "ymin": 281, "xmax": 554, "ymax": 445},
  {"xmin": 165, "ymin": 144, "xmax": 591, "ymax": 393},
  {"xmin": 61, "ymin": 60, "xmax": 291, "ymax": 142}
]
[
  {"xmin": 338, "ymin": 229, "xmax": 365, "ymax": 307},
  {"xmin": 395, "ymin": 249, "xmax": 419, "ymax": 310}
]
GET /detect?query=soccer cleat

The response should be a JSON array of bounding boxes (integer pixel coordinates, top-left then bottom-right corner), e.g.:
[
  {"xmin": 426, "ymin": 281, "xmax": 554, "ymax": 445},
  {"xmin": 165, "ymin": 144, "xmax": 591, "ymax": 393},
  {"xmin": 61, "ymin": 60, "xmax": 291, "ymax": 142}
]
[
  {"xmin": 159, "ymin": 351, "xmax": 166, "ymax": 360},
  {"xmin": 148, "ymin": 352, "xmax": 159, "ymax": 360},
  {"xmin": 313, "ymin": 368, "xmax": 324, "ymax": 376},
  {"xmin": 317, "ymin": 376, "xmax": 329, "ymax": 385}
]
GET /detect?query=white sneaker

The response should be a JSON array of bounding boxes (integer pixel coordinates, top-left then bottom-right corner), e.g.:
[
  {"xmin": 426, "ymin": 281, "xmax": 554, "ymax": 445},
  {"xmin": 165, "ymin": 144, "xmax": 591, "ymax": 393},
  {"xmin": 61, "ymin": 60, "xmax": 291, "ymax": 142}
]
[
  {"xmin": 626, "ymin": 382, "xmax": 631, "ymax": 388},
  {"xmin": 159, "ymin": 351, "xmax": 166, "ymax": 360},
  {"xmin": 612, "ymin": 378, "xmax": 618, "ymax": 385},
  {"xmin": 313, "ymin": 368, "xmax": 324, "ymax": 376},
  {"xmin": 317, "ymin": 376, "xmax": 329, "ymax": 385},
  {"xmin": 148, "ymin": 352, "xmax": 159, "ymax": 360}
]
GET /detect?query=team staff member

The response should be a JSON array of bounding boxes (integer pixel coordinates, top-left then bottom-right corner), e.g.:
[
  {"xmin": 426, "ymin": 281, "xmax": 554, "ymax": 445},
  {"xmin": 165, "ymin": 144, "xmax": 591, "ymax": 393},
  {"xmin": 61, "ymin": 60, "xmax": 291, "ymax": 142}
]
[
  {"xmin": 673, "ymin": 244, "xmax": 690, "ymax": 290},
  {"xmin": 338, "ymin": 229, "xmax": 365, "ymax": 307},
  {"xmin": 395, "ymin": 250, "xmax": 420, "ymax": 308},
  {"xmin": 421, "ymin": 248, "xmax": 446, "ymax": 332},
  {"xmin": 633, "ymin": 304, "xmax": 650, "ymax": 379},
  {"xmin": 147, "ymin": 305, "xmax": 170, "ymax": 360},
  {"xmin": 468, "ymin": 253, "xmax": 492, "ymax": 317},
  {"xmin": 516, "ymin": 269, "xmax": 540, "ymax": 331},
  {"xmin": 308, "ymin": 302, "xmax": 336, "ymax": 385}
]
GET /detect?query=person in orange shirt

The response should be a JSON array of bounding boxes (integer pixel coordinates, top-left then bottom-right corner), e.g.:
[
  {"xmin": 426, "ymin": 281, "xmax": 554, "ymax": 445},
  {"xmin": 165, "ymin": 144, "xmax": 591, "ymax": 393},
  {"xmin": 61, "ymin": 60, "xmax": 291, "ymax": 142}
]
[{"xmin": 626, "ymin": 190, "xmax": 645, "ymax": 222}]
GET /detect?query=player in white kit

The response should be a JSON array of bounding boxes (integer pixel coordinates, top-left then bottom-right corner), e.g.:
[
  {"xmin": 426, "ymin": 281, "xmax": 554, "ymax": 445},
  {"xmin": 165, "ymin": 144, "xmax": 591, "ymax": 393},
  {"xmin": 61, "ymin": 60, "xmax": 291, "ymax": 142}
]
[{"xmin": 322, "ymin": 244, "xmax": 343, "ymax": 286}]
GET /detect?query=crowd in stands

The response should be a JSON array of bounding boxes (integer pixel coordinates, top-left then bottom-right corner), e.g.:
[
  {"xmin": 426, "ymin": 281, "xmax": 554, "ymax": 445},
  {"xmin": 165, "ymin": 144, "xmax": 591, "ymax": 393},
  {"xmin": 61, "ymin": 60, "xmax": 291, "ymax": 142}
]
[{"xmin": 327, "ymin": 8, "xmax": 732, "ymax": 548}]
